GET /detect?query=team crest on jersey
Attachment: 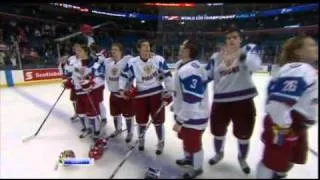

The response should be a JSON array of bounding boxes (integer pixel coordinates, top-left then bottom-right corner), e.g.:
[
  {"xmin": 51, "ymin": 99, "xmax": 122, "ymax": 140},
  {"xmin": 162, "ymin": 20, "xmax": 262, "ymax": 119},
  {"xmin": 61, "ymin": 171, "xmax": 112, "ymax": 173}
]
[
  {"xmin": 143, "ymin": 65, "xmax": 154, "ymax": 75},
  {"xmin": 111, "ymin": 68, "xmax": 118, "ymax": 76},
  {"xmin": 142, "ymin": 64, "xmax": 158, "ymax": 81}
]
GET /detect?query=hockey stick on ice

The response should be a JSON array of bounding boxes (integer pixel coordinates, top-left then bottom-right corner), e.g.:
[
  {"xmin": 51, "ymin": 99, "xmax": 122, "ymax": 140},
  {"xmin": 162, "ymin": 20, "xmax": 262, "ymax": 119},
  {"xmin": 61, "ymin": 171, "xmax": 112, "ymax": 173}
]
[
  {"xmin": 90, "ymin": 126, "xmax": 134, "ymax": 147},
  {"xmin": 22, "ymin": 88, "xmax": 66, "ymax": 143},
  {"xmin": 108, "ymin": 102, "xmax": 166, "ymax": 179}
]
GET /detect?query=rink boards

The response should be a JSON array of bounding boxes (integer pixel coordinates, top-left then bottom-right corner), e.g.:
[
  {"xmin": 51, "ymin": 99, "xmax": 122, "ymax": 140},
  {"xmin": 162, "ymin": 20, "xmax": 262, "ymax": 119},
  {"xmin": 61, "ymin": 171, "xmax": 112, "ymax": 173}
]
[{"xmin": 0, "ymin": 64, "xmax": 273, "ymax": 88}]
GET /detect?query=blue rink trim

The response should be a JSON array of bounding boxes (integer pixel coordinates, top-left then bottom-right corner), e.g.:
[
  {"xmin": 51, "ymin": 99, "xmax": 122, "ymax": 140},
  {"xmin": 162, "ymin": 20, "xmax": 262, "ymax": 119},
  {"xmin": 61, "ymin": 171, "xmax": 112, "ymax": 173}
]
[
  {"xmin": 4, "ymin": 70, "xmax": 14, "ymax": 87},
  {"xmin": 13, "ymin": 87, "xmax": 184, "ymax": 178}
]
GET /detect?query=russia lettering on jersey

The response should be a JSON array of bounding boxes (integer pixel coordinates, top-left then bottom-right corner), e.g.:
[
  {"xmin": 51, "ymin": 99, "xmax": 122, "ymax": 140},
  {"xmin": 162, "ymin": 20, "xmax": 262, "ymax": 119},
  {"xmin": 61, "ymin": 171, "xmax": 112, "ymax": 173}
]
[{"xmin": 119, "ymin": 55, "xmax": 174, "ymax": 98}]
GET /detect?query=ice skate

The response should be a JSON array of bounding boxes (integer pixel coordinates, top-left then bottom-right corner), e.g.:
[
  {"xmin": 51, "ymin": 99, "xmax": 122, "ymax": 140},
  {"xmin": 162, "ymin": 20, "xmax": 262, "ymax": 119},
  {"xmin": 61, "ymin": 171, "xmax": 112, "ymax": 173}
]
[
  {"xmin": 79, "ymin": 128, "xmax": 92, "ymax": 139},
  {"xmin": 125, "ymin": 133, "xmax": 133, "ymax": 143},
  {"xmin": 182, "ymin": 169, "xmax": 203, "ymax": 179},
  {"xmin": 208, "ymin": 152, "xmax": 224, "ymax": 165},
  {"xmin": 155, "ymin": 140, "xmax": 164, "ymax": 155},
  {"xmin": 238, "ymin": 156, "xmax": 250, "ymax": 174}
]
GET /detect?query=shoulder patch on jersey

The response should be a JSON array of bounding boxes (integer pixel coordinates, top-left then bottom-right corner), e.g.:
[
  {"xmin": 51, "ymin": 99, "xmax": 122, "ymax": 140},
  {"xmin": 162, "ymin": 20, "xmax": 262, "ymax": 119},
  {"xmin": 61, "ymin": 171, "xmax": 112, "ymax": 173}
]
[
  {"xmin": 191, "ymin": 62, "xmax": 200, "ymax": 69},
  {"xmin": 289, "ymin": 64, "xmax": 302, "ymax": 68}
]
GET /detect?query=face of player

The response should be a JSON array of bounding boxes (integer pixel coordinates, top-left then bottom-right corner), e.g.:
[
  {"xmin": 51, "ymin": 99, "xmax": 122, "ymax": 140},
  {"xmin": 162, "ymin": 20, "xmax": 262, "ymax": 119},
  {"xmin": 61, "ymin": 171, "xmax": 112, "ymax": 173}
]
[
  {"xmin": 225, "ymin": 31, "xmax": 241, "ymax": 49},
  {"xmin": 73, "ymin": 44, "xmax": 80, "ymax": 55},
  {"xmin": 138, "ymin": 41, "xmax": 151, "ymax": 58},
  {"xmin": 111, "ymin": 46, "xmax": 122, "ymax": 61},
  {"xmin": 179, "ymin": 40, "xmax": 188, "ymax": 59},
  {"xmin": 180, "ymin": 40, "xmax": 191, "ymax": 61},
  {"xmin": 297, "ymin": 37, "xmax": 318, "ymax": 63},
  {"xmin": 74, "ymin": 46, "xmax": 88, "ymax": 60}
]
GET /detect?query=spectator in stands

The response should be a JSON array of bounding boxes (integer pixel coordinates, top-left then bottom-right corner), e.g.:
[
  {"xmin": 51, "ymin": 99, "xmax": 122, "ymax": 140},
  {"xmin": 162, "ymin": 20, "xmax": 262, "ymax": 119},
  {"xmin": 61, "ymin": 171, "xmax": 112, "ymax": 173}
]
[
  {"xmin": 28, "ymin": 48, "xmax": 40, "ymax": 65},
  {"xmin": 0, "ymin": 43, "xmax": 8, "ymax": 67},
  {"xmin": 0, "ymin": 51, "xmax": 5, "ymax": 67},
  {"xmin": 0, "ymin": 29, "xmax": 3, "ymax": 43},
  {"xmin": 10, "ymin": 50, "xmax": 17, "ymax": 67}
]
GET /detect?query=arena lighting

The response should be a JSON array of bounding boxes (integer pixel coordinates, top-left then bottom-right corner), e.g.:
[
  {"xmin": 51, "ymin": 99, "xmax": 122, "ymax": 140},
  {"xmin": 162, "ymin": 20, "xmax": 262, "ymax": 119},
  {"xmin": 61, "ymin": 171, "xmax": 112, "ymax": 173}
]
[
  {"xmin": 50, "ymin": 3, "xmax": 318, "ymax": 21},
  {"xmin": 207, "ymin": 3, "xmax": 224, "ymax": 6},
  {"xmin": 143, "ymin": 3, "xmax": 196, "ymax": 7},
  {"xmin": 284, "ymin": 24, "xmax": 300, "ymax": 28}
]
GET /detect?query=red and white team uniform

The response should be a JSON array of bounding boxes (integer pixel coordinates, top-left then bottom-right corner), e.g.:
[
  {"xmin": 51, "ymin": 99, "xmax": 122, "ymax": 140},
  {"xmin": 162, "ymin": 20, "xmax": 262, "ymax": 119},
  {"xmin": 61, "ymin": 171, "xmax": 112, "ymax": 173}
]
[
  {"xmin": 205, "ymin": 44, "xmax": 262, "ymax": 173},
  {"xmin": 59, "ymin": 55, "xmax": 79, "ymax": 121},
  {"xmin": 68, "ymin": 56, "xmax": 103, "ymax": 138},
  {"xmin": 257, "ymin": 62, "xmax": 318, "ymax": 178},
  {"xmin": 104, "ymin": 55, "xmax": 135, "ymax": 141},
  {"xmin": 173, "ymin": 59, "xmax": 209, "ymax": 178},
  {"xmin": 94, "ymin": 49, "xmax": 109, "ymax": 124},
  {"xmin": 119, "ymin": 54, "xmax": 174, "ymax": 153}
]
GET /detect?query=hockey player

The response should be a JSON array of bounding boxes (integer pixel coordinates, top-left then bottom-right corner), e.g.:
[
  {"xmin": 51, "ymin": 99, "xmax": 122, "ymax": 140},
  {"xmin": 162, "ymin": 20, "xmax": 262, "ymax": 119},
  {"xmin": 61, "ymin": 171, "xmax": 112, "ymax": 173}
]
[
  {"xmin": 69, "ymin": 43, "xmax": 101, "ymax": 138},
  {"xmin": 173, "ymin": 39, "xmax": 209, "ymax": 179},
  {"xmin": 84, "ymin": 43, "xmax": 109, "ymax": 134},
  {"xmin": 60, "ymin": 43, "xmax": 82, "ymax": 123},
  {"xmin": 256, "ymin": 35, "xmax": 318, "ymax": 179},
  {"xmin": 205, "ymin": 27, "xmax": 262, "ymax": 174},
  {"xmin": 96, "ymin": 47, "xmax": 108, "ymax": 125},
  {"xmin": 88, "ymin": 46, "xmax": 106, "ymax": 139},
  {"xmin": 103, "ymin": 42, "xmax": 135, "ymax": 142},
  {"xmin": 119, "ymin": 39, "xmax": 174, "ymax": 155}
]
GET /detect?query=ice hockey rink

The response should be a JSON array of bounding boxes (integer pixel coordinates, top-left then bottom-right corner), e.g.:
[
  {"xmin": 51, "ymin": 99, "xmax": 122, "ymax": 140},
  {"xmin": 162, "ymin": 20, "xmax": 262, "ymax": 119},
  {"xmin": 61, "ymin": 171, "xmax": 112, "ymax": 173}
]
[{"xmin": 0, "ymin": 73, "xmax": 318, "ymax": 179}]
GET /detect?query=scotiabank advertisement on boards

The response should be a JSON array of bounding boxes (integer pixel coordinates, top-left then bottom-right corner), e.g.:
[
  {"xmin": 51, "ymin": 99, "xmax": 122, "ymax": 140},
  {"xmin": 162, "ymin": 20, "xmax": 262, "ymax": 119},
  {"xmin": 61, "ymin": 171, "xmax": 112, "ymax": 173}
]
[{"xmin": 23, "ymin": 68, "xmax": 62, "ymax": 81}]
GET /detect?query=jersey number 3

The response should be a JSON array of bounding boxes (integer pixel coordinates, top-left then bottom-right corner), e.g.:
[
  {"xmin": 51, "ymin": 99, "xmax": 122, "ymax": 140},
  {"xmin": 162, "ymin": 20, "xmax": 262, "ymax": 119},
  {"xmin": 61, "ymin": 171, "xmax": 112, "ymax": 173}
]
[
  {"xmin": 282, "ymin": 80, "xmax": 298, "ymax": 92},
  {"xmin": 190, "ymin": 79, "xmax": 198, "ymax": 89}
]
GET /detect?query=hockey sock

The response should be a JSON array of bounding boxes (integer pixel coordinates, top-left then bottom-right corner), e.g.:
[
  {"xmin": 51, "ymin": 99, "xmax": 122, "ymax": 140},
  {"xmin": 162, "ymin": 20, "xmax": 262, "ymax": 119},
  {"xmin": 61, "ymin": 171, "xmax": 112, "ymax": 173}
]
[
  {"xmin": 113, "ymin": 115, "xmax": 122, "ymax": 131},
  {"xmin": 79, "ymin": 116, "xmax": 87, "ymax": 129},
  {"xmin": 125, "ymin": 117, "xmax": 134, "ymax": 134},
  {"xmin": 138, "ymin": 125, "xmax": 146, "ymax": 139},
  {"xmin": 154, "ymin": 124, "xmax": 164, "ymax": 141},
  {"xmin": 99, "ymin": 102, "xmax": 107, "ymax": 120},
  {"xmin": 89, "ymin": 116, "xmax": 100, "ymax": 134},
  {"xmin": 184, "ymin": 151, "xmax": 191, "ymax": 159},
  {"xmin": 72, "ymin": 101, "xmax": 77, "ymax": 114},
  {"xmin": 214, "ymin": 136, "xmax": 225, "ymax": 154},
  {"xmin": 191, "ymin": 150, "xmax": 204, "ymax": 170},
  {"xmin": 238, "ymin": 139, "xmax": 249, "ymax": 159}
]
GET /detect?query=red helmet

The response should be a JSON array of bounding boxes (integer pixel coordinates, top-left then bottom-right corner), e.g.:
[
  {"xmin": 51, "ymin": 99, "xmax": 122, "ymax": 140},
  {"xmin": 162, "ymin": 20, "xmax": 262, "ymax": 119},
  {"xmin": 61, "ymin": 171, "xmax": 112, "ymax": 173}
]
[
  {"xmin": 88, "ymin": 146, "xmax": 104, "ymax": 160},
  {"xmin": 94, "ymin": 138, "xmax": 108, "ymax": 149},
  {"xmin": 80, "ymin": 24, "xmax": 93, "ymax": 36}
]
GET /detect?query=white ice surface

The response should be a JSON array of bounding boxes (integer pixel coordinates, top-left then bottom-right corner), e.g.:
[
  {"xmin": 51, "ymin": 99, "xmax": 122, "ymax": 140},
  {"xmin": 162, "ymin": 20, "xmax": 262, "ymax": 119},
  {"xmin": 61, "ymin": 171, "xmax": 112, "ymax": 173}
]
[{"xmin": 0, "ymin": 74, "xmax": 318, "ymax": 178}]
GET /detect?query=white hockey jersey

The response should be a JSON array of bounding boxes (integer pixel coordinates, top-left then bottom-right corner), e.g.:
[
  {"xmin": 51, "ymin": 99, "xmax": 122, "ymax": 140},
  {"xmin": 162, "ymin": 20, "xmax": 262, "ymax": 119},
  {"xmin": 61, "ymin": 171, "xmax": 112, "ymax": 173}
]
[
  {"xmin": 90, "ymin": 53, "xmax": 106, "ymax": 90},
  {"xmin": 266, "ymin": 62, "xmax": 318, "ymax": 128},
  {"xmin": 104, "ymin": 55, "xmax": 133, "ymax": 97},
  {"xmin": 173, "ymin": 60, "xmax": 209, "ymax": 130},
  {"xmin": 91, "ymin": 60, "xmax": 106, "ymax": 89},
  {"xmin": 58, "ymin": 55, "xmax": 78, "ymax": 78},
  {"xmin": 70, "ymin": 57, "xmax": 98, "ymax": 95},
  {"xmin": 206, "ymin": 44, "xmax": 262, "ymax": 102},
  {"xmin": 119, "ymin": 55, "xmax": 174, "ymax": 98}
]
